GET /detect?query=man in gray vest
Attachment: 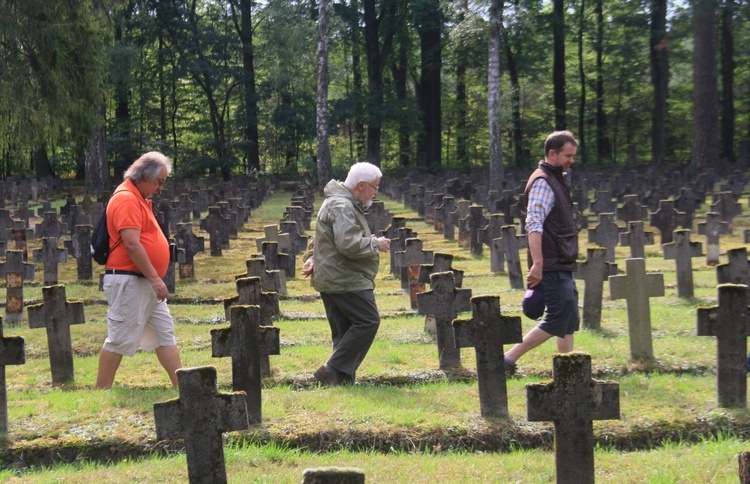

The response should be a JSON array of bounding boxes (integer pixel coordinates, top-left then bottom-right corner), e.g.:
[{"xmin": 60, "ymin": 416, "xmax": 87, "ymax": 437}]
[
  {"xmin": 302, "ymin": 162, "xmax": 391, "ymax": 385},
  {"xmin": 504, "ymin": 131, "xmax": 580, "ymax": 374}
]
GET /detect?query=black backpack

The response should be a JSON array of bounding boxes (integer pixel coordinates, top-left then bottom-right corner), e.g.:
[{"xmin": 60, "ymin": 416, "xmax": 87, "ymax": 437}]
[{"xmin": 91, "ymin": 207, "xmax": 122, "ymax": 265}]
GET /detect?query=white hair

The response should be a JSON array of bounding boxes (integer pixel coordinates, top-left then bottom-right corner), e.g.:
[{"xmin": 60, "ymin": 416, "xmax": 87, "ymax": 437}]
[{"xmin": 343, "ymin": 162, "xmax": 382, "ymax": 189}]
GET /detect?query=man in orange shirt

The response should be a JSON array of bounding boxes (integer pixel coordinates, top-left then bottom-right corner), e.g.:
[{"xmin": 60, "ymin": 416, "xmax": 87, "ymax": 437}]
[{"xmin": 95, "ymin": 152, "xmax": 182, "ymax": 389}]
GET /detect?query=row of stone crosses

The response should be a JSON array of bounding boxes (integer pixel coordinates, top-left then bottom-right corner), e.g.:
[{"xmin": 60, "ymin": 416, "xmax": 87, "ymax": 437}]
[
  {"xmin": 1, "ymin": 174, "xmax": 609, "ymax": 482},
  {"xmin": 0, "ymin": 165, "xmax": 749, "ymax": 482}
]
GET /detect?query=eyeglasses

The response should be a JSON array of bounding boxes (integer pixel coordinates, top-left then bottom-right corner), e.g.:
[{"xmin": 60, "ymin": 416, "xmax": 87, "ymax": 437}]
[
  {"xmin": 365, "ymin": 181, "xmax": 379, "ymax": 192},
  {"xmin": 156, "ymin": 177, "xmax": 168, "ymax": 187}
]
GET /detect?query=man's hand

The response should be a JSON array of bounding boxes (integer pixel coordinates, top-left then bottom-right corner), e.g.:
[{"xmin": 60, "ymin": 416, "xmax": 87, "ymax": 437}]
[
  {"xmin": 526, "ymin": 262, "xmax": 543, "ymax": 288},
  {"xmin": 151, "ymin": 278, "xmax": 169, "ymax": 301},
  {"xmin": 377, "ymin": 236, "xmax": 391, "ymax": 252},
  {"xmin": 301, "ymin": 258, "xmax": 314, "ymax": 278}
]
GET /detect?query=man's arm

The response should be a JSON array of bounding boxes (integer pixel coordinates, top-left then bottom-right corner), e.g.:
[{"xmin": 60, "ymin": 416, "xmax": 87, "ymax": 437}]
[
  {"xmin": 120, "ymin": 228, "xmax": 168, "ymax": 300},
  {"xmin": 526, "ymin": 232, "xmax": 543, "ymax": 288}
]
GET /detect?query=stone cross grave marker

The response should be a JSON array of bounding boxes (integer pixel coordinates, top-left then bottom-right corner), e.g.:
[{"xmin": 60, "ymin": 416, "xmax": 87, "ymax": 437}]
[
  {"xmin": 255, "ymin": 224, "xmax": 290, "ymax": 253},
  {"xmin": 422, "ymin": 190, "xmax": 435, "ymax": 224},
  {"xmin": 0, "ymin": 210, "xmax": 14, "ymax": 240},
  {"xmin": 35, "ymin": 211, "xmax": 66, "ymax": 239},
  {"xmin": 224, "ymin": 277, "xmax": 281, "ymax": 377},
  {"xmin": 494, "ymin": 190, "xmax": 518, "ymax": 225},
  {"xmin": 64, "ymin": 205, "xmax": 90, "ymax": 237},
  {"xmin": 717, "ymin": 247, "xmax": 750, "ymax": 286},
  {"xmin": 394, "ymin": 238, "xmax": 433, "ymax": 308},
  {"xmin": 587, "ymin": 213, "xmax": 621, "ymax": 263},
  {"xmin": 697, "ymin": 212, "xmax": 730, "ymax": 266},
  {"xmin": 364, "ymin": 200, "xmax": 392, "ymax": 236},
  {"xmin": 491, "ymin": 225, "xmax": 527, "ymax": 289},
  {"xmin": 212, "ymin": 305, "xmax": 280, "ymax": 423},
  {"xmin": 0, "ymin": 250, "xmax": 34, "ymax": 324},
  {"xmin": 389, "ymin": 226, "xmax": 416, "ymax": 277},
  {"xmin": 439, "ymin": 196, "xmax": 457, "ymax": 240},
  {"xmin": 200, "ymin": 206, "xmax": 230, "ymax": 255},
  {"xmin": 740, "ymin": 450, "xmax": 750, "ymax": 483},
  {"xmin": 615, "ymin": 194, "xmax": 648, "ymax": 224},
  {"xmin": 279, "ymin": 220, "xmax": 309, "ymax": 258},
  {"xmin": 416, "ymin": 272, "xmax": 471, "ymax": 370},
  {"xmin": 379, "ymin": 216, "xmax": 405, "ymax": 240},
  {"xmin": 32, "ymin": 237, "xmax": 68, "ymax": 286},
  {"xmin": 244, "ymin": 258, "xmax": 286, "ymax": 296},
  {"xmin": 526, "ymin": 353, "xmax": 620, "ymax": 484},
  {"xmin": 609, "ymin": 258, "xmax": 664, "ymax": 361},
  {"xmin": 697, "ymin": 284, "xmax": 750, "ymax": 408},
  {"xmin": 302, "ymin": 467, "xmax": 365, "ymax": 484},
  {"xmin": 710, "ymin": 192, "xmax": 742, "ymax": 230},
  {"xmin": 260, "ymin": 241, "xmax": 295, "ymax": 278},
  {"xmin": 417, "ymin": 252, "xmax": 465, "ymax": 333},
  {"xmin": 674, "ymin": 186, "xmax": 701, "ymax": 223},
  {"xmin": 226, "ymin": 197, "xmax": 249, "ymax": 225},
  {"xmin": 453, "ymin": 295, "xmax": 522, "ymax": 418},
  {"xmin": 662, "ymin": 229, "xmax": 703, "ymax": 298},
  {"xmin": 575, "ymin": 247, "xmax": 617, "ymax": 330},
  {"xmin": 153, "ymin": 365, "xmax": 248, "ymax": 484},
  {"xmin": 478, "ymin": 214, "xmax": 505, "ymax": 272},
  {"xmin": 26, "ymin": 285, "xmax": 85, "ymax": 384},
  {"xmin": 35, "ymin": 201, "xmax": 52, "ymax": 218},
  {"xmin": 649, "ymin": 200, "xmax": 686, "ymax": 244},
  {"xmin": 8, "ymin": 220, "xmax": 33, "ymax": 261},
  {"xmin": 618, "ymin": 221, "xmax": 655, "ymax": 259},
  {"xmin": 281, "ymin": 205, "xmax": 309, "ymax": 235},
  {"xmin": 13, "ymin": 203, "xmax": 32, "ymax": 227},
  {"xmin": 0, "ymin": 319, "xmax": 25, "ymax": 433},
  {"xmin": 174, "ymin": 222, "xmax": 205, "ymax": 279},
  {"xmin": 590, "ymin": 190, "xmax": 615, "ymax": 214},
  {"xmin": 418, "ymin": 252, "xmax": 464, "ymax": 289},
  {"xmin": 464, "ymin": 205, "xmax": 488, "ymax": 256},
  {"xmin": 216, "ymin": 201, "xmax": 239, "ymax": 238},
  {"xmin": 433, "ymin": 195, "xmax": 453, "ymax": 233},
  {"xmin": 455, "ymin": 200, "xmax": 472, "ymax": 247},
  {"xmin": 68, "ymin": 225, "xmax": 93, "ymax": 280}
]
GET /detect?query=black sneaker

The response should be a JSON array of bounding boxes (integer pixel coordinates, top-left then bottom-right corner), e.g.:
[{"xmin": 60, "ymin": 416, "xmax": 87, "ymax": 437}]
[{"xmin": 504, "ymin": 356, "xmax": 517, "ymax": 376}]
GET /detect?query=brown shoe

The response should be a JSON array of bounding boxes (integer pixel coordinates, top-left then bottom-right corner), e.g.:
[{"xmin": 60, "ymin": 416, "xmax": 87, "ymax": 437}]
[{"xmin": 314, "ymin": 365, "xmax": 343, "ymax": 386}]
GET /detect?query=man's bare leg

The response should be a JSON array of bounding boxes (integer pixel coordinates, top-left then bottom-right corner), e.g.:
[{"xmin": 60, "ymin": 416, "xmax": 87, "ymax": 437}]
[
  {"xmin": 95, "ymin": 349, "xmax": 123, "ymax": 389},
  {"xmin": 155, "ymin": 345, "xmax": 182, "ymax": 387}
]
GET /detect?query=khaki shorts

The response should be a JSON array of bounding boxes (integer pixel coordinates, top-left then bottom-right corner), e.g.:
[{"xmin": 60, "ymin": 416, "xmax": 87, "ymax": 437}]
[{"xmin": 102, "ymin": 274, "xmax": 177, "ymax": 356}]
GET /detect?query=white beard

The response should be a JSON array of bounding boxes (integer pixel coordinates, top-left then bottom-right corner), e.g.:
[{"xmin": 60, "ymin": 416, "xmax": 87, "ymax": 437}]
[{"xmin": 362, "ymin": 199, "xmax": 373, "ymax": 209}]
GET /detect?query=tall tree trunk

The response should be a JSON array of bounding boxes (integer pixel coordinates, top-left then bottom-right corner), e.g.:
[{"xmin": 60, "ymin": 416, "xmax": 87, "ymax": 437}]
[
  {"xmin": 349, "ymin": 0, "xmax": 366, "ymax": 160},
  {"xmin": 31, "ymin": 143, "xmax": 55, "ymax": 178},
  {"xmin": 390, "ymin": 14, "xmax": 410, "ymax": 167},
  {"xmin": 364, "ymin": 0, "xmax": 397, "ymax": 167},
  {"xmin": 720, "ymin": 0, "xmax": 734, "ymax": 163},
  {"xmin": 84, "ymin": 108, "xmax": 110, "ymax": 198},
  {"xmin": 594, "ymin": 0, "xmax": 610, "ymax": 161},
  {"xmin": 316, "ymin": 0, "xmax": 333, "ymax": 193},
  {"xmin": 113, "ymin": 10, "xmax": 136, "ymax": 181},
  {"xmin": 650, "ymin": 0, "xmax": 669, "ymax": 165},
  {"xmin": 692, "ymin": 0, "xmax": 719, "ymax": 168},
  {"xmin": 415, "ymin": 0, "xmax": 442, "ymax": 169},
  {"xmin": 488, "ymin": 0, "xmax": 504, "ymax": 182},
  {"xmin": 553, "ymin": 0, "xmax": 566, "ymax": 130},
  {"xmin": 577, "ymin": 0, "xmax": 587, "ymax": 164},
  {"xmin": 455, "ymin": 0, "xmax": 469, "ymax": 169},
  {"xmin": 238, "ymin": 0, "xmax": 261, "ymax": 172},
  {"xmin": 504, "ymin": 0, "xmax": 523, "ymax": 168}
]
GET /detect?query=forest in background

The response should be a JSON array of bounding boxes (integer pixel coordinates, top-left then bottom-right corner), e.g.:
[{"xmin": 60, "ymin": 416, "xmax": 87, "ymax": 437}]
[{"xmin": 0, "ymin": 0, "xmax": 747, "ymax": 187}]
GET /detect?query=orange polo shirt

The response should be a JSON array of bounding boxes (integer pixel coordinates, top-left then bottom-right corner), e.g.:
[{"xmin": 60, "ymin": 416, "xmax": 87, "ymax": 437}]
[{"xmin": 106, "ymin": 179, "xmax": 169, "ymax": 277}]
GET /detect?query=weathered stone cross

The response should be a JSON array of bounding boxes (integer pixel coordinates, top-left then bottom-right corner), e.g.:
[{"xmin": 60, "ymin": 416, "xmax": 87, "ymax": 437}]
[
  {"xmin": 212, "ymin": 305, "xmax": 280, "ymax": 423},
  {"xmin": 697, "ymin": 284, "xmax": 750, "ymax": 408},
  {"xmin": 526, "ymin": 353, "xmax": 620, "ymax": 483},
  {"xmin": 453, "ymin": 295, "xmax": 522, "ymax": 418},
  {"xmin": 609, "ymin": 258, "xmax": 664, "ymax": 361},
  {"xmin": 153, "ymin": 365, "xmax": 248, "ymax": 483},
  {"xmin": 416, "ymin": 272, "xmax": 472, "ymax": 370},
  {"xmin": 26, "ymin": 285, "xmax": 85, "ymax": 384}
]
